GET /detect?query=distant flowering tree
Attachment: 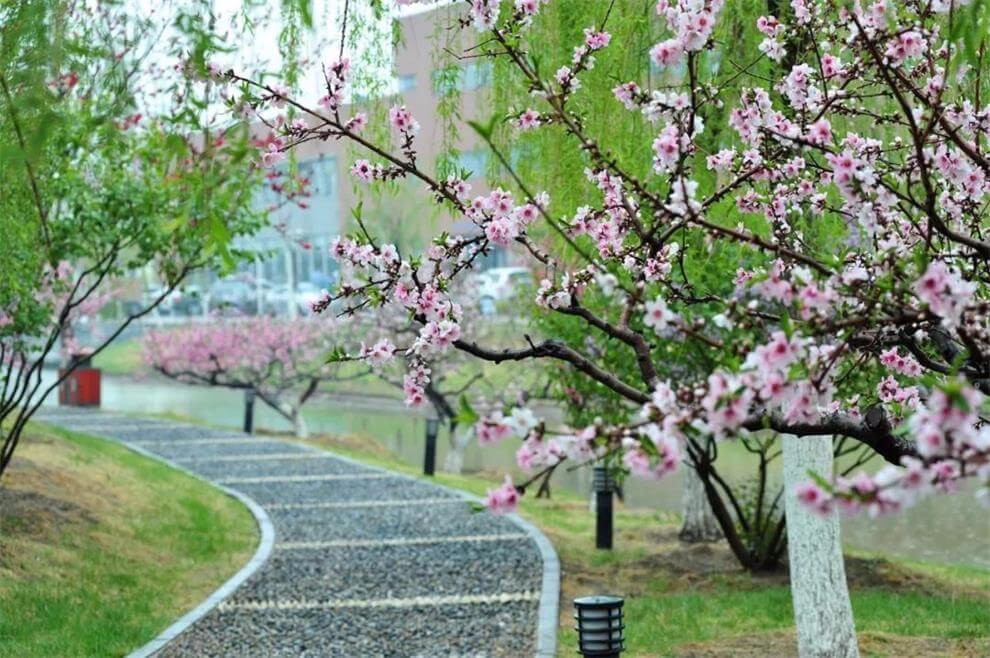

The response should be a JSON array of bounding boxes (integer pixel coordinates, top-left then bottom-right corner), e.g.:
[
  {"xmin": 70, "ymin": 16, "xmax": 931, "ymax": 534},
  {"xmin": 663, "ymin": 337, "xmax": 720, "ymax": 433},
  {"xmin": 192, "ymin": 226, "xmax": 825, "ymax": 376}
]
[
  {"xmin": 221, "ymin": 0, "xmax": 990, "ymax": 574},
  {"xmin": 357, "ymin": 286, "xmax": 530, "ymax": 474},
  {"xmin": 0, "ymin": 1, "xmax": 263, "ymax": 479},
  {"xmin": 143, "ymin": 317, "xmax": 366, "ymax": 438}
]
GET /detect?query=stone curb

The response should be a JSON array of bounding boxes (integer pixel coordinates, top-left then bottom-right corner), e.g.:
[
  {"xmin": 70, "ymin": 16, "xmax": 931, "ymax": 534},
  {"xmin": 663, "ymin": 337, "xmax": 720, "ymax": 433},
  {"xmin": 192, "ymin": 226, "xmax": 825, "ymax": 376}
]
[
  {"xmin": 111, "ymin": 440, "xmax": 277, "ymax": 658},
  {"xmin": 43, "ymin": 412, "xmax": 559, "ymax": 658}
]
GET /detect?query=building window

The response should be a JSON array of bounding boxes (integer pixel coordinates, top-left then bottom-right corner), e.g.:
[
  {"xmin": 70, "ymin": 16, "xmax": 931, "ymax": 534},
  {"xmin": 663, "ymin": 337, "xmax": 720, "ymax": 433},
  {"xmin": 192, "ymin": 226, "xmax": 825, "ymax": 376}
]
[
  {"xmin": 477, "ymin": 246, "xmax": 508, "ymax": 270},
  {"xmin": 397, "ymin": 73, "xmax": 416, "ymax": 93},
  {"xmin": 462, "ymin": 60, "xmax": 492, "ymax": 90},
  {"xmin": 457, "ymin": 148, "xmax": 489, "ymax": 177},
  {"xmin": 650, "ymin": 59, "xmax": 688, "ymax": 81},
  {"xmin": 432, "ymin": 66, "xmax": 459, "ymax": 96},
  {"xmin": 432, "ymin": 60, "xmax": 493, "ymax": 96}
]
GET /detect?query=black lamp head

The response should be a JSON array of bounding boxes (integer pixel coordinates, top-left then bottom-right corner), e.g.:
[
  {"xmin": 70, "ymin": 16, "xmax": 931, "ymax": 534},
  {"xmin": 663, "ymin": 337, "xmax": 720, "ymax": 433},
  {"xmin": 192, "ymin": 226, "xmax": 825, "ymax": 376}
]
[
  {"xmin": 574, "ymin": 595, "xmax": 625, "ymax": 657},
  {"xmin": 592, "ymin": 465, "xmax": 614, "ymax": 493},
  {"xmin": 425, "ymin": 416, "xmax": 441, "ymax": 437}
]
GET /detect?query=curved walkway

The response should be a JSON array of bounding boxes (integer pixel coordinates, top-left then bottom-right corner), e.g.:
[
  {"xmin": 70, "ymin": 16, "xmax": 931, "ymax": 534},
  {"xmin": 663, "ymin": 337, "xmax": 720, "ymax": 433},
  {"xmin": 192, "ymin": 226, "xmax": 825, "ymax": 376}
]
[{"xmin": 37, "ymin": 407, "xmax": 558, "ymax": 657}]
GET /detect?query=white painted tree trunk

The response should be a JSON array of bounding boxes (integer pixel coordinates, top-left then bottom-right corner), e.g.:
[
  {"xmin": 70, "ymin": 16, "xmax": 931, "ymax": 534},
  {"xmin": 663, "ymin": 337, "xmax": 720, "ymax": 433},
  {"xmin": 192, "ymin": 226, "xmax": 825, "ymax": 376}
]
[
  {"xmin": 782, "ymin": 435, "xmax": 859, "ymax": 658},
  {"xmin": 442, "ymin": 425, "xmax": 470, "ymax": 474},
  {"xmin": 679, "ymin": 463, "xmax": 723, "ymax": 542},
  {"xmin": 278, "ymin": 401, "xmax": 308, "ymax": 439},
  {"xmin": 291, "ymin": 411, "xmax": 308, "ymax": 439}
]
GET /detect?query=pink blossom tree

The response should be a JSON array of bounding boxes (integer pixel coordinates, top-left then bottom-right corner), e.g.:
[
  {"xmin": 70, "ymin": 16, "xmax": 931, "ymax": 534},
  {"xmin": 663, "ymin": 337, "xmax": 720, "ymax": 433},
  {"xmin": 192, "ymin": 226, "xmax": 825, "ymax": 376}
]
[
  {"xmin": 0, "ymin": 2, "xmax": 263, "ymax": 480},
  {"xmin": 220, "ymin": 0, "xmax": 990, "ymax": 570},
  {"xmin": 142, "ymin": 317, "xmax": 367, "ymax": 438},
  {"xmin": 357, "ymin": 285, "xmax": 533, "ymax": 474}
]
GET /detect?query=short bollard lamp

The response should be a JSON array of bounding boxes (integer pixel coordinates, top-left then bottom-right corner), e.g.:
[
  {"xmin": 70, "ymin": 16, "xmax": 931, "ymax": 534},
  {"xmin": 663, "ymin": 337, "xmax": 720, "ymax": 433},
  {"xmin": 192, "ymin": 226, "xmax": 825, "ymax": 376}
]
[
  {"xmin": 423, "ymin": 417, "xmax": 440, "ymax": 476},
  {"xmin": 593, "ymin": 466, "xmax": 614, "ymax": 549},
  {"xmin": 243, "ymin": 388, "xmax": 256, "ymax": 434},
  {"xmin": 574, "ymin": 595, "xmax": 625, "ymax": 657}
]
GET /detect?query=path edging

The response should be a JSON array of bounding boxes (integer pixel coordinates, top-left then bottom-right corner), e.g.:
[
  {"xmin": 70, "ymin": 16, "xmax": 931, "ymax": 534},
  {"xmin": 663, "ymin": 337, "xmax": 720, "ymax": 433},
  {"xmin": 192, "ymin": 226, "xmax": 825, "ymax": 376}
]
[
  {"xmin": 46, "ymin": 412, "xmax": 558, "ymax": 658},
  {"xmin": 112, "ymin": 440, "xmax": 277, "ymax": 658},
  {"xmin": 316, "ymin": 448, "xmax": 561, "ymax": 658}
]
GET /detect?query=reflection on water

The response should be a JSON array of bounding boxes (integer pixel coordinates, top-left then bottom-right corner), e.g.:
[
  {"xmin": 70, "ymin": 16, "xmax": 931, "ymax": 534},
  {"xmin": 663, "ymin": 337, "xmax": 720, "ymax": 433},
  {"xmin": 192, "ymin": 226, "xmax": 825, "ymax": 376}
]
[{"xmin": 46, "ymin": 374, "xmax": 989, "ymax": 569}]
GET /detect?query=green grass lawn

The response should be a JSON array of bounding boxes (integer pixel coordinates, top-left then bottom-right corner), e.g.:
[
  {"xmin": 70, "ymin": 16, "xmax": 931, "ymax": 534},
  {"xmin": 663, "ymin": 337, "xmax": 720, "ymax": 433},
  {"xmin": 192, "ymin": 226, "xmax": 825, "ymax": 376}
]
[
  {"xmin": 296, "ymin": 431, "xmax": 990, "ymax": 658},
  {"xmin": 0, "ymin": 424, "xmax": 257, "ymax": 658},
  {"xmin": 92, "ymin": 338, "xmax": 144, "ymax": 376}
]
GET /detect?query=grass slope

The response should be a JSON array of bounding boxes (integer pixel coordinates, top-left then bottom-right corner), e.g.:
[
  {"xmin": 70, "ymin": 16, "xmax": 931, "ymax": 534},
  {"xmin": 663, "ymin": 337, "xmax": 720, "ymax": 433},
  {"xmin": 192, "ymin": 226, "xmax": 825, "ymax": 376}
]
[{"xmin": 0, "ymin": 424, "xmax": 257, "ymax": 658}]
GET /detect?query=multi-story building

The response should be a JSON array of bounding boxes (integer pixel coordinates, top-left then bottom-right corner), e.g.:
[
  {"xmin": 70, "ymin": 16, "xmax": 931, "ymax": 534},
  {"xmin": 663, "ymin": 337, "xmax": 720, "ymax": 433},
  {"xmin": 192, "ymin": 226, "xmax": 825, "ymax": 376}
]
[{"xmin": 223, "ymin": 2, "xmax": 507, "ymax": 307}]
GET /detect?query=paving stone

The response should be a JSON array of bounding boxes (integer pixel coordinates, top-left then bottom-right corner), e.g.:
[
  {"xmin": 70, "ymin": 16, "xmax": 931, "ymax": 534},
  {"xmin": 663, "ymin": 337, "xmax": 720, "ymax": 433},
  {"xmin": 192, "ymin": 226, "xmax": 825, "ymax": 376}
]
[
  {"xmin": 140, "ymin": 438, "xmax": 315, "ymax": 461},
  {"xmin": 268, "ymin": 502, "xmax": 522, "ymax": 542},
  {"xmin": 234, "ymin": 539, "xmax": 542, "ymax": 601},
  {"xmin": 229, "ymin": 476, "xmax": 458, "ymax": 507},
  {"xmin": 156, "ymin": 602, "xmax": 538, "ymax": 657}
]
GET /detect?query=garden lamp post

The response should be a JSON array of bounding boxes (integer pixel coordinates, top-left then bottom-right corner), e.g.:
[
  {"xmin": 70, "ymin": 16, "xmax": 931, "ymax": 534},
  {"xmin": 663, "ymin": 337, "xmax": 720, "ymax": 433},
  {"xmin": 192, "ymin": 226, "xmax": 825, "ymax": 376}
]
[
  {"xmin": 424, "ymin": 416, "xmax": 439, "ymax": 476},
  {"xmin": 243, "ymin": 388, "xmax": 256, "ymax": 434},
  {"xmin": 593, "ymin": 466, "xmax": 614, "ymax": 549},
  {"xmin": 574, "ymin": 595, "xmax": 625, "ymax": 658}
]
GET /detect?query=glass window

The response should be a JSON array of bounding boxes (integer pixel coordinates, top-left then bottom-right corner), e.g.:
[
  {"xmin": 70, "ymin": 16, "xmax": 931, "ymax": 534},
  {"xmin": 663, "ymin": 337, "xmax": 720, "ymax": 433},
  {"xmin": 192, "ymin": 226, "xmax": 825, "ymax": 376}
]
[
  {"xmin": 462, "ymin": 60, "xmax": 492, "ymax": 90},
  {"xmin": 431, "ymin": 60, "xmax": 493, "ymax": 96},
  {"xmin": 477, "ymin": 246, "xmax": 507, "ymax": 270},
  {"xmin": 650, "ymin": 59, "xmax": 688, "ymax": 81},
  {"xmin": 432, "ymin": 66, "xmax": 459, "ymax": 96},
  {"xmin": 397, "ymin": 73, "xmax": 416, "ymax": 93},
  {"xmin": 457, "ymin": 148, "xmax": 489, "ymax": 177}
]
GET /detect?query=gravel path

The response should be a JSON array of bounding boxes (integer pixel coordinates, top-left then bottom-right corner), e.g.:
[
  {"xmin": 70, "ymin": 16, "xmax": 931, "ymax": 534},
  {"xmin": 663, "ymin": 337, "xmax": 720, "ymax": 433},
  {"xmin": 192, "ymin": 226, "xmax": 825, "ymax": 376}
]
[{"xmin": 37, "ymin": 407, "xmax": 558, "ymax": 657}]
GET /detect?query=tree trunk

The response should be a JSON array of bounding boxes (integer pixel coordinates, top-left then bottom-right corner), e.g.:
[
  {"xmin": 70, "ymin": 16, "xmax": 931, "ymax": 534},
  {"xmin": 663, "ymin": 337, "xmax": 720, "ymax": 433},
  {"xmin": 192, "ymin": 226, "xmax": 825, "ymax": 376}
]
[
  {"xmin": 290, "ymin": 407, "xmax": 308, "ymax": 439},
  {"xmin": 782, "ymin": 435, "xmax": 859, "ymax": 658},
  {"xmin": 442, "ymin": 423, "xmax": 469, "ymax": 474},
  {"xmin": 269, "ymin": 397, "xmax": 308, "ymax": 439},
  {"xmin": 679, "ymin": 463, "xmax": 723, "ymax": 542}
]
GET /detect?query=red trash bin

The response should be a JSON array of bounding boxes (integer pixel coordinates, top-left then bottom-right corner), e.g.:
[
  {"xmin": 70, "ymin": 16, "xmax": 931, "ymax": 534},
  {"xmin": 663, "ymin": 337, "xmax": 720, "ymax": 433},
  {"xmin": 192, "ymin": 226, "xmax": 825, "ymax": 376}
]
[{"xmin": 59, "ymin": 353, "xmax": 101, "ymax": 407}]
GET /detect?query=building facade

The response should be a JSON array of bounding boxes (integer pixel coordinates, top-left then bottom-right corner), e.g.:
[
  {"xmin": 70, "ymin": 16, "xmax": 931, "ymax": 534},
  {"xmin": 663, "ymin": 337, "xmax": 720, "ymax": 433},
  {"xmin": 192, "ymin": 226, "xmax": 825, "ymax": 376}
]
[{"xmin": 228, "ymin": 3, "xmax": 504, "ymax": 302}]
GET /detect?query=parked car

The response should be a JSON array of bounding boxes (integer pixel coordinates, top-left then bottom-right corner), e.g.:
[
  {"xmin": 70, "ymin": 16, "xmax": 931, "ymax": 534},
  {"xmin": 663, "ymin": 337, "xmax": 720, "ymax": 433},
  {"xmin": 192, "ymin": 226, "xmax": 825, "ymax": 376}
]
[
  {"xmin": 172, "ymin": 285, "xmax": 204, "ymax": 316},
  {"xmin": 143, "ymin": 285, "xmax": 203, "ymax": 316},
  {"xmin": 293, "ymin": 282, "xmax": 325, "ymax": 315},
  {"xmin": 474, "ymin": 267, "xmax": 533, "ymax": 314},
  {"xmin": 207, "ymin": 280, "xmax": 257, "ymax": 315}
]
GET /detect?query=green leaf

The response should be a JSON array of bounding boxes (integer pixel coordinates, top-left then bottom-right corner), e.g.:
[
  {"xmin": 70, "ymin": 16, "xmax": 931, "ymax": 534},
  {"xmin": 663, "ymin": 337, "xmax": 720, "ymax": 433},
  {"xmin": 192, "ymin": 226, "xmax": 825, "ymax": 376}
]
[
  {"xmin": 779, "ymin": 311, "xmax": 793, "ymax": 338},
  {"xmin": 455, "ymin": 394, "xmax": 479, "ymax": 426},
  {"xmin": 325, "ymin": 346, "xmax": 349, "ymax": 364},
  {"xmin": 805, "ymin": 469, "xmax": 833, "ymax": 493},
  {"xmin": 467, "ymin": 115, "xmax": 498, "ymax": 142}
]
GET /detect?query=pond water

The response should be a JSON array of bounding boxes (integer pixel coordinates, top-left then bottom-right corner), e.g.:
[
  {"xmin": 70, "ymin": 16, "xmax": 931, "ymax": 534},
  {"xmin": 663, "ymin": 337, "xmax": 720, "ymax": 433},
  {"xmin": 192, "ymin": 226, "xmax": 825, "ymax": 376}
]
[{"xmin": 44, "ymin": 373, "xmax": 989, "ymax": 569}]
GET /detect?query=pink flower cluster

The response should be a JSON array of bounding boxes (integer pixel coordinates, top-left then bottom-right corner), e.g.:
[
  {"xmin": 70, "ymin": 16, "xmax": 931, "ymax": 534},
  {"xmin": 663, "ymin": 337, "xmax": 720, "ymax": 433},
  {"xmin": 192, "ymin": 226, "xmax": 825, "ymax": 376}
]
[
  {"xmin": 914, "ymin": 261, "xmax": 975, "ymax": 328},
  {"xmin": 465, "ymin": 188, "xmax": 544, "ymax": 247},
  {"xmin": 388, "ymin": 105, "xmax": 420, "ymax": 136},
  {"xmin": 143, "ymin": 317, "xmax": 340, "ymax": 393},
  {"xmin": 360, "ymin": 338, "xmax": 396, "ymax": 366},
  {"xmin": 799, "ymin": 379, "xmax": 990, "ymax": 517},
  {"xmin": 403, "ymin": 363, "xmax": 430, "ymax": 407},
  {"xmin": 650, "ymin": 0, "xmax": 724, "ymax": 70},
  {"xmin": 485, "ymin": 476, "xmax": 520, "ymax": 514},
  {"xmin": 622, "ymin": 425, "xmax": 680, "ymax": 480},
  {"xmin": 318, "ymin": 58, "xmax": 350, "ymax": 111}
]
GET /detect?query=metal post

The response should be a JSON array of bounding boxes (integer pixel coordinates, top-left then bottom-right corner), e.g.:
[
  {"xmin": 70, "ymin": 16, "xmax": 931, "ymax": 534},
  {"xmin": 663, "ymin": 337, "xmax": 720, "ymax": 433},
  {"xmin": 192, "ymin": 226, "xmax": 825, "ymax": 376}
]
[
  {"xmin": 424, "ymin": 417, "xmax": 439, "ymax": 476},
  {"xmin": 593, "ymin": 466, "xmax": 613, "ymax": 550},
  {"xmin": 244, "ymin": 388, "xmax": 256, "ymax": 434}
]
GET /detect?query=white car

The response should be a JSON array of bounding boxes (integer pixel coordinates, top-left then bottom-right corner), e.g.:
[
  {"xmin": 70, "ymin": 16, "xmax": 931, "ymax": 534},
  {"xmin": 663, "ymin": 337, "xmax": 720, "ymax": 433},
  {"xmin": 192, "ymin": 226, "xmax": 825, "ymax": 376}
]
[
  {"xmin": 294, "ymin": 282, "xmax": 325, "ymax": 315},
  {"xmin": 475, "ymin": 267, "xmax": 533, "ymax": 314}
]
